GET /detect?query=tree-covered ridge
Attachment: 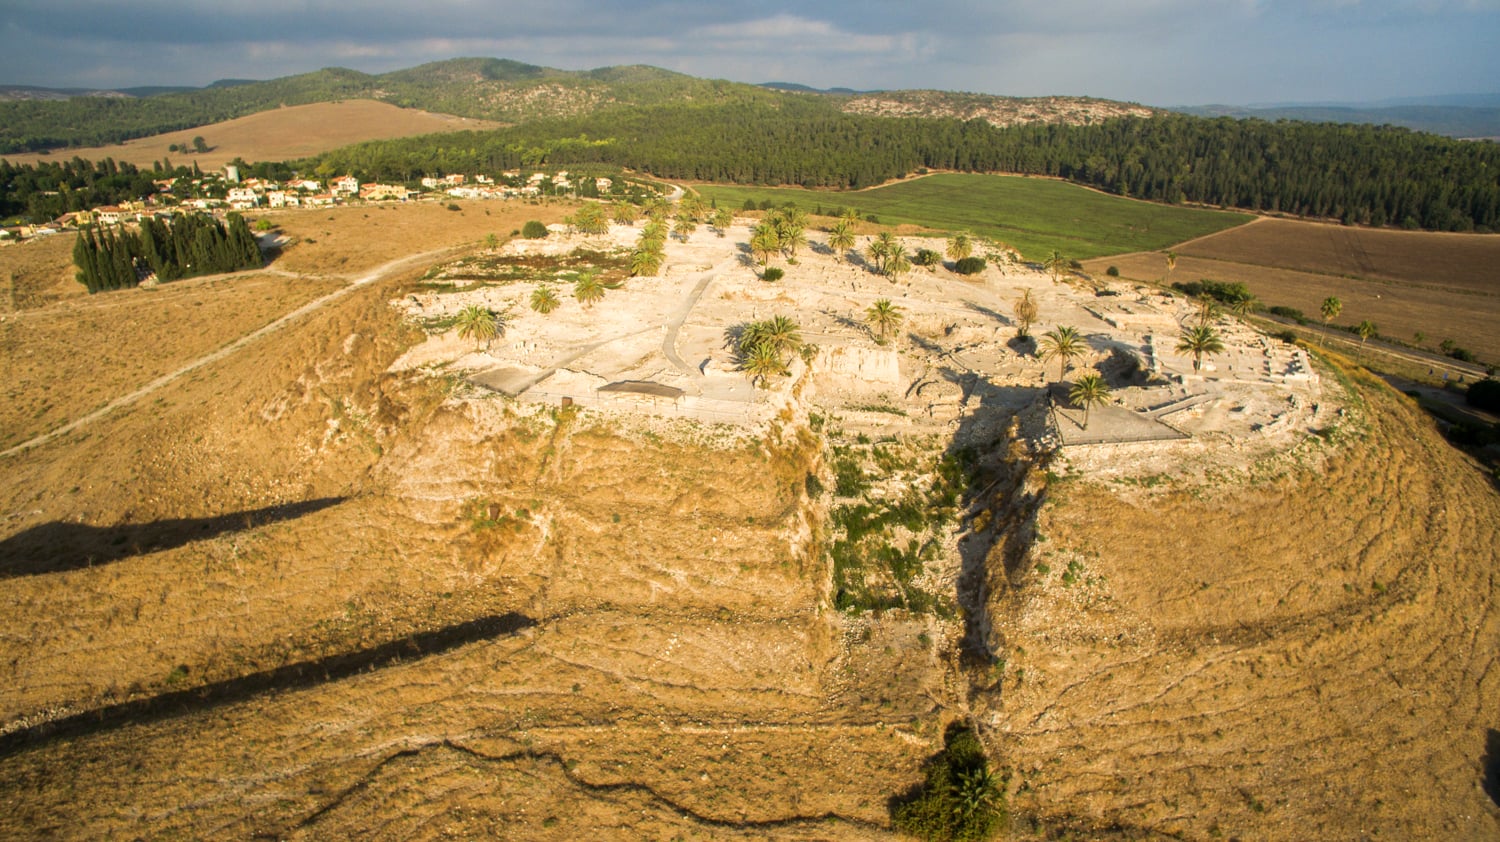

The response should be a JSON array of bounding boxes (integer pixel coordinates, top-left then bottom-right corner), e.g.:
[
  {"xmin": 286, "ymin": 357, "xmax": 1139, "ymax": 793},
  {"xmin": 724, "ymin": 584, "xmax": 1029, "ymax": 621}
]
[
  {"xmin": 0, "ymin": 59, "xmax": 804, "ymax": 154},
  {"xmin": 72, "ymin": 212, "xmax": 262, "ymax": 293},
  {"xmin": 306, "ymin": 104, "xmax": 1500, "ymax": 231}
]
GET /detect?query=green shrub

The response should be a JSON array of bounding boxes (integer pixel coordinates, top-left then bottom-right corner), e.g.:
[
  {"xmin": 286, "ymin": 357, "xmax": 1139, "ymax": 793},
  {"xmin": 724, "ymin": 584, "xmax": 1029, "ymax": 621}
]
[
  {"xmin": 952, "ymin": 256, "xmax": 987, "ymax": 275},
  {"xmin": 915, "ymin": 248, "xmax": 942, "ymax": 267},
  {"xmin": 1467, "ymin": 379, "xmax": 1500, "ymax": 413},
  {"xmin": 521, "ymin": 220, "xmax": 549, "ymax": 238},
  {"xmin": 762, "ymin": 266, "xmax": 784, "ymax": 282},
  {"xmin": 1269, "ymin": 305, "xmax": 1307, "ymax": 324},
  {"xmin": 1105, "ymin": 265, "xmax": 1119, "ymax": 277},
  {"xmin": 892, "ymin": 724, "xmax": 1007, "ymax": 841}
]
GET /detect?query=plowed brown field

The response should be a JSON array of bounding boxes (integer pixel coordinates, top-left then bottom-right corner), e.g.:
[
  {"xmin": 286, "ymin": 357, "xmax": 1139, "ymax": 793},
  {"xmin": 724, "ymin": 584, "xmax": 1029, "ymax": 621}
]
[{"xmin": 1087, "ymin": 218, "xmax": 1500, "ymax": 362}]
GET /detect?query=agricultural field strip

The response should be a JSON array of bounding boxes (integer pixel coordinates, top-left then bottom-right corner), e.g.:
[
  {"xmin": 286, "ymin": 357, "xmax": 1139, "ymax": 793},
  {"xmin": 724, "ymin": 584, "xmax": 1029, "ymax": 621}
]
[
  {"xmin": 0, "ymin": 247, "xmax": 457, "ymax": 459},
  {"xmin": 1176, "ymin": 252, "xmax": 1500, "ymax": 299},
  {"xmin": 694, "ymin": 173, "xmax": 1251, "ymax": 259}
]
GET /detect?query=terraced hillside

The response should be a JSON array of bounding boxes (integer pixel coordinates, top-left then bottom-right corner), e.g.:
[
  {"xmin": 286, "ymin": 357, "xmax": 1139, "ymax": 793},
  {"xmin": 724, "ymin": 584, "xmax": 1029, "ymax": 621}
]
[{"xmin": 0, "ymin": 205, "xmax": 1496, "ymax": 839}]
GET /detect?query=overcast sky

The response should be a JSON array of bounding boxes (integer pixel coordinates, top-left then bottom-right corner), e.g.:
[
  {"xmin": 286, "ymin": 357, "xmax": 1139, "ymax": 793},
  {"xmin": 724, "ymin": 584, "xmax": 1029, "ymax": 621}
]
[{"xmin": 1, "ymin": 1, "xmax": 1496, "ymax": 106}]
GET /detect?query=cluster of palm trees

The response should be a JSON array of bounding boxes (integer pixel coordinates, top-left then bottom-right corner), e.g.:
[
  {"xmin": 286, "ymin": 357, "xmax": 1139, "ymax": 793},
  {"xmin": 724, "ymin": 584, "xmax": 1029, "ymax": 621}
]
[
  {"xmin": 750, "ymin": 207, "xmax": 810, "ymax": 273},
  {"xmin": 630, "ymin": 217, "xmax": 669, "ymax": 277},
  {"xmin": 733, "ymin": 314, "xmax": 804, "ymax": 386},
  {"xmin": 865, "ymin": 231, "xmax": 912, "ymax": 281},
  {"xmin": 1040, "ymin": 325, "xmax": 1111, "ymax": 429}
]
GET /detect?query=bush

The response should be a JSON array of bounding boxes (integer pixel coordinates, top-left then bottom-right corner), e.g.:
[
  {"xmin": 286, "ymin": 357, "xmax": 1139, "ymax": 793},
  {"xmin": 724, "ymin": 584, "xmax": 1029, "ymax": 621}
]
[
  {"xmin": 761, "ymin": 267, "xmax": 784, "ymax": 282},
  {"xmin": 521, "ymin": 220, "xmax": 549, "ymax": 239},
  {"xmin": 892, "ymin": 724, "xmax": 1007, "ymax": 841},
  {"xmin": 915, "ymin": 248, "xmax": 942, "ymax": 268},
  {"xmin": 1467, "ymin": 379, "xmax": 1500, "ymax": 413},
  {"xmin": 1268, "ymin": 305, "xmax": 1307, "ymax": 324},
  {"xmin": 1105, "ymin": 265, "xmax": 1119, "ymax": 277},
  {"xmin": 446, "ymin": 202, "xmax": 461, "ymax": 212},
  {"xmin": 1448, "ymin": 346, "xmax": 1477, "ymax": 363},
  {"xmin": 952, "ymin": 256, "xmax": 987, "ymax": 275}
]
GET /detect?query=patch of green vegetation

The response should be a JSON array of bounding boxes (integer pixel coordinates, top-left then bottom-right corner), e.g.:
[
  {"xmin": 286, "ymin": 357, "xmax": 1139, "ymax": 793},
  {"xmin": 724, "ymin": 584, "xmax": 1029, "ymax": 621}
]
[
  {"xmin": 696, "ymin": 174, "xmax": 1251, "ymax": 260},
  {"xmin": 827, "ymin": 444, "xmax": 977, "ymax": 615},
  {"xmin": 892, "ymin": 723, "xmax": 1008, "ymax": 841},
  {"xmin": 463, "ymin": 499, "xmax": 529, "ymax": 533}
]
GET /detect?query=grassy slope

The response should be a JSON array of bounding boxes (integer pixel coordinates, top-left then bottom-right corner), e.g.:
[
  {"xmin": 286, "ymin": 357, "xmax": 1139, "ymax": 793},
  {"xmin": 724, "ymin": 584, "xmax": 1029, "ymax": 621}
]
[{"xmin": 695, "ymin": 173, "xmax": 1252, "ymax": 261}]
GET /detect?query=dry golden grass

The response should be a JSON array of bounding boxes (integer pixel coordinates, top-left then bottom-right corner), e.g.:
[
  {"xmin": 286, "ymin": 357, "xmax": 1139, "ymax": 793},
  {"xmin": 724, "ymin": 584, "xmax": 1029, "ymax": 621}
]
[
  {"xmin": 1087, "ymin": 217, "xmax": 1500, "ymax": 361},
  {"xmin": 0, "ymin": 270, "xmax": 344, "ymax": 450},
  {"xmin": 267, "ymin": 200, "xmax": 568, "ymax": 275},
  {"xmin": 0, "ymin": 233, "xmax": 79, "ymax": 310},
  {"xmin": 0, "ymin": 100, "xmax": 498, "ymax": 170},
  {"xmin": 986, "ymin": 369, "xmax": 1500, "ymax": 839}
]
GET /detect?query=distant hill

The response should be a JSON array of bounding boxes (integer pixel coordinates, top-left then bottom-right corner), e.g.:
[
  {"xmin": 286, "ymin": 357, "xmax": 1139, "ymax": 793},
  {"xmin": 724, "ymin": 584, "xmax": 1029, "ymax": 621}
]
[
  {"xmin": 0, "ymin": 58, "xmax": 1165, "ymax": 155},
  {"xmin": 1173, "ymin": 101, "xmax": 1500, "ymax": 139}
]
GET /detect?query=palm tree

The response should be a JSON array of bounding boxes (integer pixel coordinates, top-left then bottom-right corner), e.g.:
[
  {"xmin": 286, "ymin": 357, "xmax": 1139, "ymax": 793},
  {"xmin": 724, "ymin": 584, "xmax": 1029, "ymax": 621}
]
[
  {"xmin": 629, "ymin": 247, "xmax": 662, "ymax": 277},
  {"xmin": 757, "ymin": 314, "xmax": 803, "ymax": 356},
  {"xmin": 741, "ymin": 341, "xmax": 790, "ymax": 387},
  {"xmin": 1044, "ymin": 249, "xmax": 1069, "ymax": 283},
  {"xmin": 749, "ymin": 224, "xmax": 780, "ymax": 267},
  {"xmin": 954, "ymin": 767, "xmax": 999, "ymax": 821},
  {"xmin": 779, "ymin": 224, "xmax": 808, "ymax": 262},
  {"xmin": 455, "ymin": 304, "xmax": 499, "ymax": 350},
  {"xmin": 1041, "ymin": 325, "xmax": 1086, "ymax": 381},
  {"xmin": 1069, "ymin": 372, "xmax": 1111, "ymax": 430},
  {"xmin": 1164, "ymin": 250, "xmax": 1178, "ymax": 284},
  {"xmin": 946, "ymin": 232, "xmax": 973, "ymax": 263},
  {"xmin": 1196, "ymin": 297, "xmax": 1221, "ymax": 327},
  {"xmin": 1013, "ymin": 288, "xmax": 1039, "ymax": 339},
  {"xmin": 529, "ymin": 285, "xmax": 560, "ymax": 315},
  {"xmin": 867, "ymin": 231, "xmax": 896, "ymax": 274},
  {"xmin": 1229, "ymin": 292, "xmax": 1257, "ymax": 316},
  {"xmin": 885, "ymin": 243, "xmax": 912, "ymax": 281},
  {"xmin": 1177, "ymin": 324, "xmax": 1225, "ymax": 373},
  {"xmin": 840, "ymin": 207, "xmax": 863, "ymax": 228},
  {"xmin": 573, "ymin": 272, "xmax": 606, "ymax": 308},
  {"xmin": 711, "ymin": 207, "xmax": 733, "ymax": 236},
  {"xmin": 611, "ymin": 201, "xmax": 639, "ymax": 225},
  {"xmin": 865, "ymin": 298, "xmax": 904, "ymax": 343},
  {"xmin": 1356, "ymin": 319, "xmax": 1378, "ymax": 361},
  {"xmin": 570, "ymin": 202, "xmax": 608, "ymax": 235},
  {"xmin": 827, "ymin": 220, "xmax": 855, "ymax": 262},
  {"xmin": 672, "ymin": 210, "xmax": 697, "ymax": 241},
  {"xmin": 1319, "ymin": 296, "xmax": 1342, "ymax": 347}
]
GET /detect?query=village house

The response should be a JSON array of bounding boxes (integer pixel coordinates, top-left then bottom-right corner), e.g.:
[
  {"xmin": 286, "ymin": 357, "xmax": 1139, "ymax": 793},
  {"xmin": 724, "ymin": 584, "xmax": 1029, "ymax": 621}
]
[
  {"xmin": 226, "ymin": 187, "xmax": 260, "ymax": 208},
  {"xmin": 304, "ymin": 193, "xmax": 336, "ymax": 207},
  {"xmin": 332, "ymin": 175, "xmax": 360, "ymax": 195},
  {"xmin": 285, "ymin": 178, "xmax": 321, "ymax": 192}
]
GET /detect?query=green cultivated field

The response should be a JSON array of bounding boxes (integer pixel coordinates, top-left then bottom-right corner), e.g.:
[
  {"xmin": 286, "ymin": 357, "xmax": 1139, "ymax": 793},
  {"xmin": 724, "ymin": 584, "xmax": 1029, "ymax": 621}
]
[{"xmin": 695, "ymin": 173, "xmax": 1252, "ymax": 261}]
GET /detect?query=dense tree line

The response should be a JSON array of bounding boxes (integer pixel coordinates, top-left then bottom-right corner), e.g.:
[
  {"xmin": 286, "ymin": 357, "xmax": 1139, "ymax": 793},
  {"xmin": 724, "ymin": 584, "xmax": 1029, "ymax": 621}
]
[
  {"xmin": 306, "ymin": 102, "xmax": 1500, "ymax": 231},
  {"xmin": 0, "ymin": 157, "xmax": 162, "ymax": 221},
  {"xmin": 72, "ymin": 213, "xmax": 262, "ymax": 293}
]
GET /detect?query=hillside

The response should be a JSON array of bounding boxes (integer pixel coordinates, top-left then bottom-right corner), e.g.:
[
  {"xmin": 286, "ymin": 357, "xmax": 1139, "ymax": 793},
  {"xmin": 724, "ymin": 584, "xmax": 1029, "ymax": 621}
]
[
  {"xmin": 0, "ymin": 58, "xmax": 1158, "ymax": 155},
  {"xmin": 0, "ymin": 203, "xmax": 1496, "ymax": 838},
  {"xmin": 0, "ymin": 100, "xmax": 498, "ymax": 171}
]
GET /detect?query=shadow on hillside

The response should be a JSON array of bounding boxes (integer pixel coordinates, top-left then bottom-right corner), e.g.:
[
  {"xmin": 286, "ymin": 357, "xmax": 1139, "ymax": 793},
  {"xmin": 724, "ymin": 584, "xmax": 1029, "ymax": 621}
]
[
  {"xmin": 0, "ymin": 611, "xmax": 536, "ymax": 758},
  {"xmin": 0, "ymin": 497, "xmax": 347, "ymax": 579},
  {"xmin": 938, "ymin": 365, "xmax": 1052, "ymax": 664},
  {"xmin": 1485, "ymin": 729, "xmax": 1500, "ymax": 808},
  {"xmin": 963, "ymin": 300, "xmax": 1012, "ymax": 327}
]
